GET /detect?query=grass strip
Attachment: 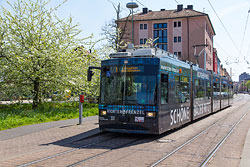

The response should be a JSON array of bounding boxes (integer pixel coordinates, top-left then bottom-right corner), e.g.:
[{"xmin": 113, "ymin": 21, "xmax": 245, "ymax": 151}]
[{"xmin": 0, "ymin": 102, "xmax": 98, "ymax": 131}]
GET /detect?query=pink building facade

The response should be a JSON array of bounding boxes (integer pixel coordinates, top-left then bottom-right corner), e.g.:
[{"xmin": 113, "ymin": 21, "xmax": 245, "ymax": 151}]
[
  {"xmin": 213, "ymin": 48, "xmax": 218, "ymax": 74},
  {"xmin": 118, "ymin": 5, "xmax": 215, "ymax": 70}
]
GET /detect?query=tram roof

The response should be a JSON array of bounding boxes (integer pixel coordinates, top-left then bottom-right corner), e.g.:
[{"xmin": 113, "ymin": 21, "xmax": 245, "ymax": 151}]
[{"xmin": 105, "ymin": 48, "xmax": 230, "ymax": 80}]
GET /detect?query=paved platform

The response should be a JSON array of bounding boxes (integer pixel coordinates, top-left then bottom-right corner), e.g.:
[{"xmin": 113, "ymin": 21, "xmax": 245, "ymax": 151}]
[
  {"xmin": 0, "ymin": 114, "xmax": 250, "ymax": 166},
  {"xmin": 240, "ymin": 126, "xmax": 250, "ymax": 167},
  {"xmin": 0, "ymin": 116, "xmax": 98, "ymax": 141},
  {"xmin": 0, "ymin": 116, "xmax": 100, "ymax": 163}
]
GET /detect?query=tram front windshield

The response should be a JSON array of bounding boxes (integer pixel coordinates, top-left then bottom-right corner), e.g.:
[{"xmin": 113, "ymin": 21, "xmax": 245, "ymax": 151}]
[{"xmin": 100, "ymin": 65, "xmax": 157, "ymax": 105}]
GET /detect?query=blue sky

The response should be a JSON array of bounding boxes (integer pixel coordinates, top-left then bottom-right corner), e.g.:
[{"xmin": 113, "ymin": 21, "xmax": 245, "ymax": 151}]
[{"xmin": 1, "ymin": 0, "xmax": 250, "ymax": 81}]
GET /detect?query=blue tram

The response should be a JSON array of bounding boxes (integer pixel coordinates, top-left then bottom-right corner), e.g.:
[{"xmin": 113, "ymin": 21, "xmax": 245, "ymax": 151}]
[{"xmin": 88, "ymin": 48, "xmax": 233, "ymax": 134}]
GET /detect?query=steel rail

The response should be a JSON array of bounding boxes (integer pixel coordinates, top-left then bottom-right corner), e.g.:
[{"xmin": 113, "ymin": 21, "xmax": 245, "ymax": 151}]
[
  {"xmin": 199, "ymin": 110, "xmax": 249, "ymax": 167},
  {"xmin": 17, "ymin": 133, "xmax": 118, "ymax": 167},
  {"xmin": 70, "ymin": 95, "xmax": 245, "ymax": 167},
  {"xmin": 18, "ymin": 95, "xmax": 244, "ymax": 167},
  {"xmin": 69, "ymin": 95, "xmax": 242, "ymax": 167},
  {"xmin": 67, "ymin": 136, "xmax": 150, "ymax": 167},
  {"xmin": 150, "ymin": 117, "xmax": 222, "ymax": 167},
  {"xmin": 150, "ymin": 95, "xmax": 246, "ymax": 167}
]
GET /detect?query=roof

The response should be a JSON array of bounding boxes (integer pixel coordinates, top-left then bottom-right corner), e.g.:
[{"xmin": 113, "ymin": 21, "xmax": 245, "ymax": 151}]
[{"xmin": 118, "ymin": 8, "xmax": 215, "ymax": 35}]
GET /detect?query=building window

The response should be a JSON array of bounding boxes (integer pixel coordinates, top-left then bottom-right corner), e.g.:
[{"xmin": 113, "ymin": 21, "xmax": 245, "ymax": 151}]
[
  {"xmin": 140, "ymin": 39, "xmax": 143, "ymax": 44},
  {"xmin": 140, "ymin": 24, "xmax": 148, "ymax": 30},
  {"xmin": 174, "ymin": 52, "xmax": 177, "ymax": 56},
  {"xmin": 178, "ymin": 52, "xmax": 181, "ymax": 58},
  {"xmin": 153, "ymin": 23, "xmax": 168, "ymax": 51},
  {"xmin": 163, "ymin": 44, "xmax": 167, "ymax": 50},
  {"xmin": 154, "ymin": 30, "xmax": 158, "ymax": 38},
  {"xmin": 158, "ymin": 44, "xmax": 168, "ymax": 50},
  {"xmin": 174, "ymin": 37, "xmax": 177, "ymax": 43},
  {"xmin": 174, "ymin": 21, "xmax": 181, "ymax": 27},
  {"xmin": 140, "ymin": 24, "xmax": 143, "ymax": 30},
  {"xmin": 140, "ymin": 38, "xmax": 147, "ymax": 44},
  {"xmin": 178, "ymin": 36, "xmax": 181, "ymax": 42},
  {"xmin": 174, "ymin": 36, "xmax": 181, "ymax": 43},
  {"xmin": 159, "ymin": 30, "xmax": 162, "ymax": 37},
  {"xmin": 163, "ymin": 29, "xmax": 167, "ymax": 37},
  {"xmin": 178, "ymin": 21, "xmax": 181, "ymax": 27}
]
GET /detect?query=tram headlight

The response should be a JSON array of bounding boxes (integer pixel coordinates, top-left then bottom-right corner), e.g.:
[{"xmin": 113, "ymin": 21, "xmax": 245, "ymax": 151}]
[
  {"xmin": 146, "ymin": 112, "xmax": 156, "ymax": 117},
  {"xmin": 100, "ymin": 110, "xmax": 107, "ymax": 116}
]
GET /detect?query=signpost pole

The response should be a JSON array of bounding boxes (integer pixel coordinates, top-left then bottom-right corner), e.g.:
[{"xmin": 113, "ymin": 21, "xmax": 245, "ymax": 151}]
[{"xmin": 79, "ymin": 95, "xmax": 84, "ymax": 125}]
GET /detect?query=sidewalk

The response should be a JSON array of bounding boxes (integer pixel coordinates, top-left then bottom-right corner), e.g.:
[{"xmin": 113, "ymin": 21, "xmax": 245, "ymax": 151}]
[
  {"xmin": 0, "ymin": 116, "xmax": 98, "ymax": 141},
  {"xmin": 0, "ymin": 114, "xmax": 250, "ymax": 166},
  {"xmin": 0, "ymin": 116, "xmax": 100, "ymax": 163},
  {"xmin": 240, "ymin": 126, "xmax": 250, "ymax": 167}
]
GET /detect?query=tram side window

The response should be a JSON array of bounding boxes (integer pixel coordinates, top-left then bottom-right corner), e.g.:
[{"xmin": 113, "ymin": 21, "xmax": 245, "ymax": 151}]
[
  {"xmin": 195, "ymin": 79, "xmax": 205, "ymax": 99},
  {"xmin": 226, "ymin": 85, "xmax": 229, "ymax": 96},
  {"xmin": 206, "ymin": 81, "xmax": 211, "ymax": 99},
  {"xmin": 230, "ymin": 85, "xmax": 233, "ymax": 97},
  {"xmin": 213, "ymin": 82, "xmax": 220, "ymax": 98},
  {"xmin": 222, "ymin": 84, "xmax": 228, "ymax": 97},
  {"xmin": 175, "ymin": 76, "xmax": 180, "ymax": 103},
  {"xmin": 180, "ymin": 76, "xmax": 190, "ymax": 102},
  {"xmin": 175, "ymin": 76, "xmax": 189, "ymax": 103},
  {"xmin": 161, "ymin": 74, "xmax": 168, "ymax": 104},
  {"xmin": 221, "ymin": 84, "xmax": 225, "ymax": 97}
]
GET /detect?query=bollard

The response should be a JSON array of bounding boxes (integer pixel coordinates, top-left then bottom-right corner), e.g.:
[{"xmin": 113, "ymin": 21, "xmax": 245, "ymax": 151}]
[{"xmin": 79, "ymin": 95, "xmax": 84, "ymax": 125}]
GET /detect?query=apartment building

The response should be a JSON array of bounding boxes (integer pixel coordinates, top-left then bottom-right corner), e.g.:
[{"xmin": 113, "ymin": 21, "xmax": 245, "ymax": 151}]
[
  {"xmin": 239, "ymin": 72, "xmax": 250, "ymax": 82},
  {"xmin": 213, "ymin": 48, "xmax": 221, "ymax": 74},
  {"xmin": 117, "ymin": 4, "xmax": 215, "ymax": 70}
]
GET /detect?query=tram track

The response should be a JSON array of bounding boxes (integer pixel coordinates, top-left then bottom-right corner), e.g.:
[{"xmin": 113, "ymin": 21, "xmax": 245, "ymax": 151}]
[
  {"xmin": 17, "ymin": 132, "xmax": 151, "ymax": 167},
  {"xmin": 199, "ymin": 110, "xmax": 248, "ymax": 167},
  {"xmin": 17, "ymin": 132, "xmax": 119, "ymax": 167},
  {"xmin": 150, "ymin": 117, "xmax": 223, "ymax": 167},
  {"xmin": 71, "ymin": 95, "xmax": 247, "ymax": 167},
  {"xmin": 15, "ymin": 95, "xmax": 248, "ymax": 167},
  {"xmin": 150, "ymin": 94, "xmax": 249, "ymax": 167},
  {"xmin": 66, "ymin": 135, "xmax": 150, "ymax": 167}
]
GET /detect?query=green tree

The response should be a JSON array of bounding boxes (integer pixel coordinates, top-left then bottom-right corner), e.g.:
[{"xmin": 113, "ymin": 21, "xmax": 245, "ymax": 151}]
[
  {"xmin": 102, "ymin": 3, "xmax": 131, "ymax": 51},
  {"xmin": 0, "ymin": 0, "xmax": 100, "ymax": 108},
  {"xmin": 246, "ymin": 80, "xmax": 250, "ymax": 92}
]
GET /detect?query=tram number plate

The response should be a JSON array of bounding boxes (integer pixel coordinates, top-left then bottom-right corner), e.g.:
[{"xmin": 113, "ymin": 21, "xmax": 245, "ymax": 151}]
[{"xmin": 135, "ymin": 117, "xmax": 144, "ymax": 122}]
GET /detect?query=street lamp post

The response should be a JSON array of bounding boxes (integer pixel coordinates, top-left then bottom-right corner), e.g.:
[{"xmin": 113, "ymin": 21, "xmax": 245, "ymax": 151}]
[{"xmin": 126, "ymin": 1, "xmax": 138, "ymax": 45}]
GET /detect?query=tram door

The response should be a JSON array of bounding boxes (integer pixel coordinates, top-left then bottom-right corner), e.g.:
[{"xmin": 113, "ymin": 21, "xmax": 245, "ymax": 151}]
[{"xmin": 159, "ymin": 73, "xmax": 169, "ymax": 133}]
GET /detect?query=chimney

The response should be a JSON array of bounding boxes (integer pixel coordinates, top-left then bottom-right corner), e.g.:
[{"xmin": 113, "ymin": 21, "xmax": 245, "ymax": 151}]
[
  {"xmin": 142, "ymin": 8, "xmax": 148, "ymax": 14},
  {"xmin": 160, "ymin": 9, "xmax": 165, "ymax": 11},
  {"xmin": 177, "ymin": 4, "xmax": 183, "ymax": 12},
  {"xmin": 187, "ymin": 5, "xmax": 193, "ymax": 10}
]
